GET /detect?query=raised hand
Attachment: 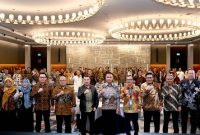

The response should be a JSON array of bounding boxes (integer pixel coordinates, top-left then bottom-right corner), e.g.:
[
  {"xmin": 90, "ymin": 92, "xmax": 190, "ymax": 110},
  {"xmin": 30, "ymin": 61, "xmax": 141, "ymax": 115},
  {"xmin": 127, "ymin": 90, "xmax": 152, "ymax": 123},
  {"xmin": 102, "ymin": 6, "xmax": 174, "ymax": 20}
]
[{"xmin": 38, "ymin": 88, "xmax": 43, "ymax": 93}]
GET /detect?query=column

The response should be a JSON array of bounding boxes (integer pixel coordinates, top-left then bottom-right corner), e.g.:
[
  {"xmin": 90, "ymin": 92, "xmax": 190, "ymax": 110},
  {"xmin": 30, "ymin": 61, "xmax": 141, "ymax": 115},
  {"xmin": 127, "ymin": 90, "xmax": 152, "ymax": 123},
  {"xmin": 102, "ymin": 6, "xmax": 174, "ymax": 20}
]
[
  {"xmin": 187, "ymin": 44, "xmax": 194, "ymax": 69},
  {"xmin": 25, "ymin": 45, "xmax": 31, "ymax": 69},
  {"xmin": 166, "ymin": 44, "xmax": 171, "ymax": 72},
  {"xmin": 47, "ymin": 46, "xmax": 51, "ymax": 75}
]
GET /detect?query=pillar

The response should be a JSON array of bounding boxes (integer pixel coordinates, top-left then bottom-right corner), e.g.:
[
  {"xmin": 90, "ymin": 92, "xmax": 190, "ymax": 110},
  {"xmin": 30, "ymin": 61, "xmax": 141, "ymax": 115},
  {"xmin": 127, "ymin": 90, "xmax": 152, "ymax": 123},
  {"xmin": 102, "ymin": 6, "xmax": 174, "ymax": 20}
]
[
  {"xmin": 47, "ymin": 46, "xmax": 51, "ymax": 75},
  {"xmin": 166, "ymin": 44, "xmax": 171, "ymax": 72},
  {"xmin": 25, "ymin": 45, "xmax": 31, "ymax": 69},
  {"xmin": 187, "ymin": 44, "xmax": 194, "ymax": 69}
]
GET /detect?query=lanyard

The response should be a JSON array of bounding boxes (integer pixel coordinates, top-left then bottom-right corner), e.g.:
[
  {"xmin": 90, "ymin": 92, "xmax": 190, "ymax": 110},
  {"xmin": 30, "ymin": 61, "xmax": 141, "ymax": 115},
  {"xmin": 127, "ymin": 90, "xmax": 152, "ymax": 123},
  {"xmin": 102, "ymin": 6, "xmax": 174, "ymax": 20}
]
[{"xmin": 129, "ymin": 88, "xmax": 133, "ymax": 110}]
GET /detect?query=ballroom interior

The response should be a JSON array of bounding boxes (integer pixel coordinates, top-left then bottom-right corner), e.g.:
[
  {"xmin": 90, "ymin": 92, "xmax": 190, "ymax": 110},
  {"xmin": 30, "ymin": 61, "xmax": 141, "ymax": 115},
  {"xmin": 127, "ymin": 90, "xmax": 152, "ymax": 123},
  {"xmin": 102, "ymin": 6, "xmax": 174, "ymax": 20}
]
[
  {"xmin": 1, "ymin": 1, "xmax": 200, "ymax": 135},
  {"xmin": 0, "ymin": 0, "xmax": 199, "ymax": 73}
]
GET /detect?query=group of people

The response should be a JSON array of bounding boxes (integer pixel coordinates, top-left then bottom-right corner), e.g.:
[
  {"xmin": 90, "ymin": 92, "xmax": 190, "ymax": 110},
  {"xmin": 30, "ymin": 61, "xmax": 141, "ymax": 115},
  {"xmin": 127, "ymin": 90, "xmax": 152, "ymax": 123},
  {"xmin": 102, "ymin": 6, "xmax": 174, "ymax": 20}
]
[{"xmin": 0, "ymin": 66, "xmax": 200, "ymax": 135}]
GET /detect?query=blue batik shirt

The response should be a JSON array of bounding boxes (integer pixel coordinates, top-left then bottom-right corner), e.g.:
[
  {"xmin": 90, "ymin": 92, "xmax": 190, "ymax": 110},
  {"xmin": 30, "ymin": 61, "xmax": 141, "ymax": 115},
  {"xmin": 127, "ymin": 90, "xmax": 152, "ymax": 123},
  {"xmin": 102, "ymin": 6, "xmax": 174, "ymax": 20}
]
[{"xmin": 180, "ymin": 79, "xmax": 199, "ymax": 110}]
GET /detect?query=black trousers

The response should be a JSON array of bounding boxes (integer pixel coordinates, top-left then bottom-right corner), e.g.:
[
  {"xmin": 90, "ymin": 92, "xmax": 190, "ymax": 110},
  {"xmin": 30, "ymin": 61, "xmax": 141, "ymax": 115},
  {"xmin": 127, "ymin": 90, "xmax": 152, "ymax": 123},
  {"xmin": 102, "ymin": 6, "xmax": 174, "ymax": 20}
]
[
  {"xmin": 143, "ymin": 110, "xmax": 160, "ymax": 133},
  {"xmin": 163, "ymin": 111, "xmax": 179, "ymax": 133},
  {"xmin": 76, "ymin": 114, "xmax": 81, "ymax": 129},
  {"xmin": 181, "ymin": 106, "xmax": 198, "ymax": 134},
  {"xmin": 198, "ymin": 111, "xmax": 200, "ymax": 130},
  {"xmin": 81, "ymin": 111, "xmax": 95, "ymax": 135},
  {"xmin": 102, "ymin": 110, "xmax": 117, "ymax": 135},
  {"xmin": 35, "ymin": 110, "xmax": 51, "ymax": 133},
  {"xmin": 56, "ymin": 115, "xmax": 72, "ymax": 133},
  {"xmin": 16, "ymin": 108, "xmax": 33, "ymax": 132},
  {"xmin": 0, "ymin": 111, "xmax": 16, "ymax": 131},
  {"xmin": 124, "ymin": 113, "xmax": 139, "ymax": 135}
]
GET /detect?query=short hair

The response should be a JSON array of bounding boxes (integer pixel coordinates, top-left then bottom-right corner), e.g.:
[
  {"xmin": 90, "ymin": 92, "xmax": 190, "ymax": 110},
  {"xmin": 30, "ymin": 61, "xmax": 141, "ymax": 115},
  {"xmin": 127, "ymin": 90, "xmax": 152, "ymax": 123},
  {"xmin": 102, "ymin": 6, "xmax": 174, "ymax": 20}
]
[
  {"xmin": 126, "ymin": 75, "xmax": 134, "ymax": 80},
  {"xmin": 39, "ymin": 72, "xmax": 47, "ymax": 77},
  {"xmin": 166, "ymin": 73, "xmax": 174, "ymax": 78},
  {"xmin": 145, "ymin": 72, "xmax": 153, "ymax": 77},
  {"xmin": 188, "ymin": 69, "xmax": 195, "ymax": 73},
  {"xmin": 83, "ymin": 74, "xmax": 90, "ymax": 78},
  {"xmin": 105, "ymin": 72, "xmax": 113, "ymax": 76},
  {"xmin": 59, "ymin": 75, "xmax": 66, "ymax": 80}
]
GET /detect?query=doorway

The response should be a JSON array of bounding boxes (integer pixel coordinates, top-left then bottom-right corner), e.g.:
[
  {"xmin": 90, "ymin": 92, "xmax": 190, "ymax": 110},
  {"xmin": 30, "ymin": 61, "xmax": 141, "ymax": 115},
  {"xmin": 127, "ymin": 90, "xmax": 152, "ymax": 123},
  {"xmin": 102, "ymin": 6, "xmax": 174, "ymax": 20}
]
[
  {"xmin": 170, "ymin": 45, "xmax": 187, "ymax": 71},
  {"xmin": 31, "ymin": 46, "xmax": 47, "ymax": 70}
]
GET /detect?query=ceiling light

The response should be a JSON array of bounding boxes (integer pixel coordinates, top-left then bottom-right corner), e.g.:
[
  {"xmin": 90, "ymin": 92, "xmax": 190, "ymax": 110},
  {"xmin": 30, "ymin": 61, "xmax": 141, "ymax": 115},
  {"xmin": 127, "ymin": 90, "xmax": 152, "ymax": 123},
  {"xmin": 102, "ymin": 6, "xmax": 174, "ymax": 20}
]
[
  {"xmin": 58, "ymin": 15, "xmax": 63, "ymax": 23},
  {"xmin": 0, "ymin": 13, "xmax": 5, "ymax": 21},
  {"xmin": 154, "ymin": 0, "xmax": 200, "ymax": 8},
  {"xmin": 35, "ymin": 16, "xmax": 39, "ymax": 22},
  {"xmin": 0, "ymin": 0, "xmax": 104, "ymax": 25},
  {"xmin": 109, "ymin": 16, "xmax": 200, "ymax": 42},
  {"xmin": 32, "ymin": 30, "xmax": 106, "ymax": 46},
  {"xmin": 9, "ymin": 14, "xmax": 14, "ymax": 22}
]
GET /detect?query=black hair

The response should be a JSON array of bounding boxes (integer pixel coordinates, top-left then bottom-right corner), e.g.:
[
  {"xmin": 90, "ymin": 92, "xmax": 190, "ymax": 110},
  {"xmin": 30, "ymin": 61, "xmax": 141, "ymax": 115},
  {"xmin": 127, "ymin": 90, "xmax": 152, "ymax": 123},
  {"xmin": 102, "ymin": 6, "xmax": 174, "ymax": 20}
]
[
  {"xmin": 83, "ymin": 74, "xmax": 90, "ymax": 78},
  {"xmin": 39, "ymin": 71, "xmax": 48, "ymax": 78},
  {"xmin": 145, "ymin": 72, "xmax": 153, "ymax": 77},
  {"xmin": 105, "ymin": 72, "xmax": 113, "ymax": 76}
]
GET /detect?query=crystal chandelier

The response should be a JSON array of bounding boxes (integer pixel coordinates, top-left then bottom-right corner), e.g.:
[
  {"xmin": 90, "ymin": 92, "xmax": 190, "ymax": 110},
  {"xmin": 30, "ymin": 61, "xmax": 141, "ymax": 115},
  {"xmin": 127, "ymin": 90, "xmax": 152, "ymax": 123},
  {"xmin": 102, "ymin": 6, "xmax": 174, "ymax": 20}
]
[
  {"xmin": 109, "ymin": 16, "xmax": 200, "ymax": 42},
  {"xmin": 32, "ymin": 30, "xmax": 106, "ymax": 45},
  {"xmin": 0, "ymin": 0, "xmax": 104, "ymax": 25},
  {"xmin": 154, "ymin": 0, "xmax": 200, "ymax": 8}
]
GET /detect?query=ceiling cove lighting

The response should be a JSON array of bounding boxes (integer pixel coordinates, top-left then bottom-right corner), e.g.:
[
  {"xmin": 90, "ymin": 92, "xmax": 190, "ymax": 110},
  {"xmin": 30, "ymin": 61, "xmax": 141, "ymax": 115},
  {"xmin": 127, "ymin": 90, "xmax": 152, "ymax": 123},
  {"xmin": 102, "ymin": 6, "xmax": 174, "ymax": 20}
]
[
  {"xmin": 0, "ymin": 0, "xmax": 104, "ymax": 25},
  {"xmin": 154, "ymin": 0, "xmax": 200, "ymax": 9},
  {"xmin": 109, "ymin": 17, "xmax": 200, "ymax": 42},
  {"xmin": 32, "ymin": 30, "xmax": 106, "ymax": 46}
]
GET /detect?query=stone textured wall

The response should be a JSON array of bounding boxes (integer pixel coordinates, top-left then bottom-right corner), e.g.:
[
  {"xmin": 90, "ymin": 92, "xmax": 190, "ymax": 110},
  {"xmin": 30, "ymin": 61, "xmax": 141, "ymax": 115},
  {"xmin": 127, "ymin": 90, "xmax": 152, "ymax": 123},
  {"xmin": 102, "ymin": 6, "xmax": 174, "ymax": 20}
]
[{"xmin": 66, "ymin": 44, "xmax": 150, "ymax": 69}]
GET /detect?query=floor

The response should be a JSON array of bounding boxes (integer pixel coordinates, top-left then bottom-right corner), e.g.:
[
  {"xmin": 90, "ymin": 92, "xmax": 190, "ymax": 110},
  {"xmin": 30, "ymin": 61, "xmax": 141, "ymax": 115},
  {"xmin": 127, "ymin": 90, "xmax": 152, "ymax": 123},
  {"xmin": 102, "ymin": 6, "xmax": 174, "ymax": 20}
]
[{"xmin": 38, "ymin": 110, "xmax": 200, "ymax": 134}]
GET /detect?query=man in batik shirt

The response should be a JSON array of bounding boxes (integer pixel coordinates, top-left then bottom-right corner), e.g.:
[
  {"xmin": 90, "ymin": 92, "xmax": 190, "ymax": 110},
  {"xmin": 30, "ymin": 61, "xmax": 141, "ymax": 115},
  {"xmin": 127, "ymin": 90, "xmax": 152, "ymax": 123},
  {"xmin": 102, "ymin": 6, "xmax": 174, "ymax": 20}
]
[
  {"xmin": 161, "ymin": 74, "xmax": 182, "ymax": 133},
  {"xmin": 141, "ymin": 72, "xmax": 163, "ymax": 133},
  {"xmin": 121, "ymin": 75, "xmax": 141, "ymax": 135},
  {"xmin": 180, "ymin": 69, "xmax": 199, "ymax": 134}
]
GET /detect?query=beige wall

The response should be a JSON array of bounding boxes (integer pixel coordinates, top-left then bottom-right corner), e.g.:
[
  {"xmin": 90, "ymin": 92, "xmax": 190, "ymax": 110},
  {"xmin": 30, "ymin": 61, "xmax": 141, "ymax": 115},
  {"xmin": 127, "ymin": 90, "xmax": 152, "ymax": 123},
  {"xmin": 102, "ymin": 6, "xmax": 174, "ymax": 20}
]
[
  {"xmin": 0, "ymin": 40, "xmax": 25, "ymax": 64},
  {"xmin": 51, "ymin": 46, "xmax": 66, "ymax": 64},
  {"xmin": 66, "ymin": 44, "xmax": 151, "ymax": 69},
  {"xmin": 4, "ymin": 40, "xmax": 200, "ymax": 68},
  {"xmin": 151, "ymin": 45, "xmax": 166, "ymax": 64},
  {"xmin": 193, "ymin": 43, "xmax": 200, "ymax": 64}
]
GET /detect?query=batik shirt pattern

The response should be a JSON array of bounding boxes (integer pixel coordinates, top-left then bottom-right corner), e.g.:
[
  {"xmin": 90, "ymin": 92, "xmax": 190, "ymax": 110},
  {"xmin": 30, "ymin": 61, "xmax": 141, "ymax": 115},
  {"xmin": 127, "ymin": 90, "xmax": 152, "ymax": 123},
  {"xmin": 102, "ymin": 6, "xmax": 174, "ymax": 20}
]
[{"xmin": 180, "ymin": 79, "xmax": 199, "ymax": 110}]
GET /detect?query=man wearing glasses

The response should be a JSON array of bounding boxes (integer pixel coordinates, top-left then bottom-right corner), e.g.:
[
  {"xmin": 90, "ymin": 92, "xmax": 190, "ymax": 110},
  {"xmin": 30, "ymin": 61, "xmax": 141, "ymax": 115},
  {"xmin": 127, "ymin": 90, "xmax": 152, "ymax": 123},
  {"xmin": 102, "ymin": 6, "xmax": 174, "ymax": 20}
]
[
  {"xmin": 161, "ymin": 74, "xmax": 181, "ymax": 133},
  {"xmin": 121, "ymin": 75, "xmax": 141, "ymax": 135},
  {"xmin": 180, "ymin": 69, "xmax": 199, "ymax": 134},
  {"xmin": 30, "ymin": 72, "xmax": 53, "ymax": 133},
  {"xmin": 52, "ymin": 76, "xmax": 76, "ymax": 133},
  {"xmin": 141, "ymin": 72, "xmax": 162, "ymax": 133}
]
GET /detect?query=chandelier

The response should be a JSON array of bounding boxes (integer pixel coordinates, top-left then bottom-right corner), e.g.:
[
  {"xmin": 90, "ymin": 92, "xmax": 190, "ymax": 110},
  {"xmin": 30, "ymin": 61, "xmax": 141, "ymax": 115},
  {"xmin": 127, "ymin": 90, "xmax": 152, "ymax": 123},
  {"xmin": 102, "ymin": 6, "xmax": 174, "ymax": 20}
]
[
  {"xmin": 109, "ymin": 16, "xmax": 200, "ymax": 42},
  {"xmin": 0, "ymin": 0, "xmax": 104, "ymax": 25},
  {"xmin": 32, "ymin": 30, "xmax": 106, "ymax": 45},
  {"xmin": 154, "ymin": 0, "xmax": 200, "ymax": 8}
]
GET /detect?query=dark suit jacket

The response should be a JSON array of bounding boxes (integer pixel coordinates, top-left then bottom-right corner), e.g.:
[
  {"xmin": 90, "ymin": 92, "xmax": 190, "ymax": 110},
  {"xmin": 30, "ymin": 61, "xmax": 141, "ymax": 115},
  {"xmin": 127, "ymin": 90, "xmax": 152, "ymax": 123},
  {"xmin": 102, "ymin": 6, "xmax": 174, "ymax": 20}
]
[{"xmin": 78, "ymin": 85, "xmax": 99, "ymax": 112}]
